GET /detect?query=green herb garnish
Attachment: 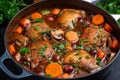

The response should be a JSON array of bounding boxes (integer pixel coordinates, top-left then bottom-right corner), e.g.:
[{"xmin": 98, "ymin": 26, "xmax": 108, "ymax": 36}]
[
  {"xmin": 39, "ymin": 45, "xmax": 48, "ymax": 54},
  {"xmin": 19, "ymin": 47, "xmax": 30, "ymax": 55},
  {"xmin": 39, "ymin": 45, "xmax": 48, "ymax": 58},
  {"xmin": 59, "ymin": 11, "xmax": 62, "ymax": 16},
  {"xmin": 34, "ymin": 26, "xmax": 40, "ymax": 31},
  {"xmin": 33, "ymin": 18, "xmax": 44, "ymax": 23},
  {"xmin": 96, "ymin": 58, "xmax": 101, "ymax": 66},
  {"xmin": 72, "ymin": 20, "xmax": 77, "ymax": 27},
  {"xmin": 86, "ymin": 55, "xmax": 90, "ymax": 59},
  {"xmin": 40, "ymin": 29, "xmax": 50, "ymax": 36},
  {"xmin": 72, "ymin": 62, "xmax": 80, "ymax": 68},
  {"xmin": 31, "ymin": 38, "xmax": 37, "ymax": 42},
  {"xmin": 41, "ymin": 10, "xmax": 50, "ymax": 15}
]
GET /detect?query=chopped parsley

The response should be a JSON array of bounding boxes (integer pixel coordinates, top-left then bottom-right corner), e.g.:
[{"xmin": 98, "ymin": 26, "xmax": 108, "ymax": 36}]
[
  {"xmin": 52, "ymin": 42, "xmax": 67, "ymax": 57},
  {"xmin": 31, "ymin": 38, "xmax": 37, "ymax": 42},
  {"xmin": 96, "ymin": 58, "xmax": 101, "ymax": 66},
  {"xmin": 58, "ymin": 52, "xmax": 64, "ymax": 57},
  {"xmin": 84, "ymin": 39, "xmax": 89, "ymax": 43},
  {"xmin": 67, "ymin": 25, "xmax": 72, "ymax": 31},
  {"xmin": 97, "ymin": 33, "xmax": 102, "ymax": 38},
  {"xmin": 44, "ymin": 74, "xmax": 52, "ymax": 78},
  {"xmin": 72, "ymin": 62, "xmax": 80, "ymax": 68},
  {"xmin": 78, "ymin": 69, "xmax": 82, "ymax": 73},
  {"xmin": 77, "ymin": 31, "xmax": 81, "ymax": 37},
  {"xmin": 32, "ymin": 18, "xmax": 44, "ymax": 23},
  {"xmin": 19, "ymin": 47, "xmax": 30, "ymax": 55},
  {"xmin": 86, "ymin": 55, "xmax": 90, "ymax": 59},
  {"xmin": 72, "ymin": 20, "xmax": 77, "ymax": 27},
  {"xmin": 59, "ymin": 11, "xmax": 62, "ymax": 16},
  {"xmin": 58, "ymin": 44, "xmax": 66, "ymax": 50},
  {"xmin": 74, "ymin": 52, "xmax": 80, "ymax": 56},
  {"xmin": 40, "ymin": 29, "xmax": 50, "ymax": 36},
  {"xmin": 84, "ymin": 47, "xmax": 91, "ymax": 52},
  {"xmin": 69, "ymin": 57, "xmax": 74, "ymax": 62},
  {"xmin": 34, "ymin": 26, "xmax": 40, "ymax": 31},
  {"xmin": 39, "ymin": 45, "xmax": 48, "ymax": 58},
  {"xmin": 41, "ymin": 10, "xmax": 50, "ymax": 15},
  {"xmin": 82, "ymin": 22, "xmax": 87, "ymax": 28}
]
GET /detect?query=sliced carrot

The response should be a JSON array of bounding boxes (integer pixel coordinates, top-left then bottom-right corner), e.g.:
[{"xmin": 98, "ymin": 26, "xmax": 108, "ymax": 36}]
[
  {"xmin": 14, "ymin": 26, "xmax": 23, "ymax": 34},
  {"xmin": 51, "ymin": 8, "xmax": 60, "ymax": 15},
  {"xmin": 31, "ymin": 12, "xmax": 42, "ymax": 20},
  {"xmin": 20, "ymin": 18, "xmax": 31, "ymax": 27},
  {"xmin": 45, "ymin": 63, "xmax": 63, "ymax": 78},
  {"xmin": 9, "ymin": 44, "xmax": 16, "ymax": 55},
  {"xmin": 92, "ymin": 14, "xmax": 104, "ymax": 25},
  {"xmin": 104, "ymin": 23, "xmax": 113, "ymax": 32},
  {"xmin": 62, "ymin": 73, "xmax": 70, "ymax": 78},
  {"xmin": 110, "ymin": 38, "xmax": 119, "ymax": 50},
  {"xmin": 65, "ymin": 31, "xmax": 79, "ymax": 43},
  {"xmin": 97, "ymin": 50, "xmax": 105, "ymax": 59}
]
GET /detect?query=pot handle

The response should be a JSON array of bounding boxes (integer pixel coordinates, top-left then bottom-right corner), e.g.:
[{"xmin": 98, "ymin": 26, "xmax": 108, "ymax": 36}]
[{"xmin": 0, "ymin": 51, "xmax": 32, "ymax": 79}]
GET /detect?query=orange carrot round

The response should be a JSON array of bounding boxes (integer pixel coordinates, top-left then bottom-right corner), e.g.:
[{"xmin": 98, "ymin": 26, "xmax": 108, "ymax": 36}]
[
  {"xmin": 104, "ymin": 23, "xmax": 113, "ymax": 32},
  {"xmin": 92, "ymin": 14, "xmax": 104, "ymax": 25},
  {"xmin": 110, "ymin": 38, "xmax": 119, "ymax": 50},
  {"xmin": 97, "ymin": 50, "xmax": 105, "ymax": 59},
  {"xmin": 14, "ymin": 26, "xmax": 23, "ymax": 34},
  {"xmin": 9, "ymin": 44, "xmax": 16, "ymax": 55},
  {"xmin": 45, "ymin": 63, "xmax": 63, "ymax": 78},
  {"xmin": 65, "ymin": 31, "xmax": 79, "ymax": 43},
  {"xmin": 20, "ymin": 18, "xmax": 31, "ymax": 27},
  {"xmin": 31, "ymin": 12, "xmax": 42, "ymax": 20},
  {"xmin": 51, "ymin": 8, "xmax": 60, "ymax": 15}
]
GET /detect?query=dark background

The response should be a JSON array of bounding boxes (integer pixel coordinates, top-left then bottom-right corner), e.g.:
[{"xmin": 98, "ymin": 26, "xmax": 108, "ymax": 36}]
[{"xmin": 0, "ymin": 0, "xmax": 120, "ymax": 80}]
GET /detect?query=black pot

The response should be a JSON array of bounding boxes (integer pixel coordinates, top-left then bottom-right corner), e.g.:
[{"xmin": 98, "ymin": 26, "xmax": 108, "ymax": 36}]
[{"xmin": 0, "ymin": 0, "xmax": 120, "ymax": 80}]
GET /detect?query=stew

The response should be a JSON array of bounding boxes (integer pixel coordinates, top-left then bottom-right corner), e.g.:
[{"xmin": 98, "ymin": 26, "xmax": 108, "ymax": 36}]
[{"xmin": 8, "ymin": 8, "xmax": 119, "ymax": 78}]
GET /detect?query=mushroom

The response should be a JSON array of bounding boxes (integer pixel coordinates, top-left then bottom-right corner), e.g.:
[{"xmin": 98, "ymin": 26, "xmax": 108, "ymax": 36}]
[{"xmin": 50, "ymin": 29, "xmax": 64, "ymax": 40}]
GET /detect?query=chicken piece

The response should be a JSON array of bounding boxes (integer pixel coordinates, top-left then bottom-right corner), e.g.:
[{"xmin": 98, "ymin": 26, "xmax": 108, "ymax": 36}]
[
  {"xmin": 57, "ymin": 9, "xmax": 86, "ymax": 29},
  {"xmin": 24, "ymin": 41, "xmax": 54, "ymax": 68},
  {"xmin": 11, "ymin": 34, "xmax": 29, "ymax": 46},
  {"xmin": 26, "ymin": 22, "xmax": 49, "ymax": 39},
  {"xmin": 81, "ymin": 25, "xmax": 111, "ymax": 47},
  {"xmin": 64, "ymin": 50, "xmax": 100, "ymax": 72}
]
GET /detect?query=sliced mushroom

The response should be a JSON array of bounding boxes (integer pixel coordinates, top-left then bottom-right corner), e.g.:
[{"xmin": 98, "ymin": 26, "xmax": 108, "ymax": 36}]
[{"xmin": 50, "ymin": 29, "xmax": 64, "ymax": 40}]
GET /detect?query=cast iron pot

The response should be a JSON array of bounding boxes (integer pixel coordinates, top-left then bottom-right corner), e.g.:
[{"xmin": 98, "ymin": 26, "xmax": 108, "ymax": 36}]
[{"xmin": 0, "ymin": 0, "xmax": 120, "ymax": 80}]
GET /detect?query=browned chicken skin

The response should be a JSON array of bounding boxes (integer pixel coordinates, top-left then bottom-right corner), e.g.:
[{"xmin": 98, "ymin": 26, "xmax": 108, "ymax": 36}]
[
  {"xmin": 11, "ymin": 34, "xmax": 29, "ymax": 46},
  {"xmin": 24, "ymin": 41, "xmax": 54, "ymax": 68},
  {"xmin": 64, "ymin": 50, "xmax": 100, "ymax": 72},
  {"xmin": 26, "ymin": 22, "xmax": 49, "ymax": 39},
  {"xmin": 81, "ymin": 25, "xmax": 111, "ymax": 47},
  {"xmin": 57, "ymin": 9, "xmax": 86, "ymax": 29}
]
